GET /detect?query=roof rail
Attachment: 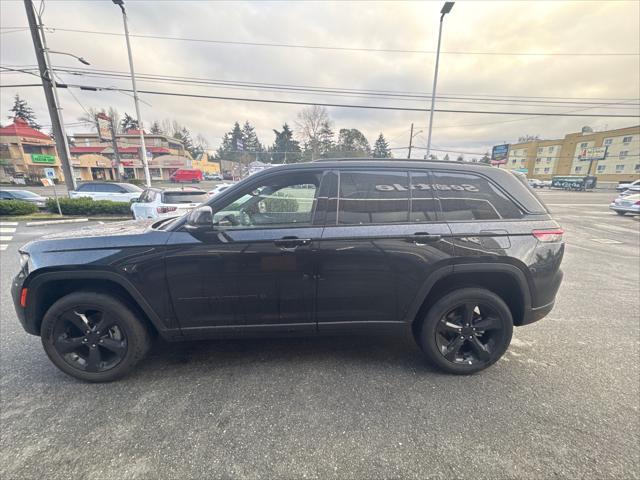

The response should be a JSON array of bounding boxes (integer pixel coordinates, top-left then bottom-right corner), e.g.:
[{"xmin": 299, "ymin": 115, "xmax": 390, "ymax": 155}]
[{"xmin": 311, "ymin": 157, "xmax": 491, "ymax": 166}]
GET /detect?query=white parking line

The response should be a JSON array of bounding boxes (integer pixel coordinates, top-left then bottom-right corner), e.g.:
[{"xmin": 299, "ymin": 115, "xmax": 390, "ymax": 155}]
[
  {"xmin": 0, "ymin": 236, "xmax": 13, "ymax": 242},
  {"xmin": 0, "ymin": 227, "xmax": 17, "ymax": 234},
  {"xmin": 0, "ymin": 221, "xmax": 18, "ymax": 226},
  {"xmin": 0, "ymin": 244, "xmax": 7, "ymax": 251}
]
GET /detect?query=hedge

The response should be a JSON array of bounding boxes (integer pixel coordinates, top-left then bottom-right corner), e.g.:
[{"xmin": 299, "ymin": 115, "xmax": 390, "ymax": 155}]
[
  {"xmin": 46, "ymin": 197, "xmax": 132, "ymax": 215},
  {"xmin": 0, "ymin": 200, "xmax": 39, "ymax": 216}
]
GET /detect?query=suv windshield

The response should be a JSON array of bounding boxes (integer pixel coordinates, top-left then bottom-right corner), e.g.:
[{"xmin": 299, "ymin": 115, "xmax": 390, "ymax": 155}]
[{"xmin": 162, "ymin": 191, "xmax": 208, "ymax": 204}]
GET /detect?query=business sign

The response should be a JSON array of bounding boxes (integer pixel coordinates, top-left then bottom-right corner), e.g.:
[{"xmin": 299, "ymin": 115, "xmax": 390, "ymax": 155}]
[
  {"xmin": 579, "ymin": 146, "xmax": 607, "ymax": 161},
  {"xmin": 96, "ymin": 113, "xmax": 113, "ymax": 142},
  {"xmin": 44, "ymin": 167, "xmax": 56, "ymax": 179},
  {"xmin": 491, "ymin": 144, "xmax": 509, "ymax": 165},
  {"xmin": 31, "ymin": 154, "xmax": 56, "ymax": 164}
]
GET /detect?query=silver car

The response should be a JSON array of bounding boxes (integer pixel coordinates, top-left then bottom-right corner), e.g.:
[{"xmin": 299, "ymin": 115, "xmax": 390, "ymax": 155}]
[
  {"xmin": 0, "ymin": 189, "xmax": 47, "ymax": 208},
  {"xmin": 609, "ymin": 193, "xmax": 640, "ymax": 216}
]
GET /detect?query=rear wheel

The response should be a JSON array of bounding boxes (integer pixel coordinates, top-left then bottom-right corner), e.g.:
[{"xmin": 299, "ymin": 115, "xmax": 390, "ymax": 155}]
[
  {"xmin": 418, "ymin": 288, "xmax": 513, "ymax": 374},
  {"xmin": 40, "ymin": 292, "xmax": 151, "ymax": 382},
  {"xmin": 616, "ymin": 211, "xmax": 626, "ymax": 216}
]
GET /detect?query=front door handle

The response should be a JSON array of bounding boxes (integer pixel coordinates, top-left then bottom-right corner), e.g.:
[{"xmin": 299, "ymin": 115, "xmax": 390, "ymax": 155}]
[
  {"xmin": 407, "ymin": 232, "xmax": 442, "ymax": 244},
  {"xmin": 274, "ymin": 236, "xmax": 312, "ymax": 250}
]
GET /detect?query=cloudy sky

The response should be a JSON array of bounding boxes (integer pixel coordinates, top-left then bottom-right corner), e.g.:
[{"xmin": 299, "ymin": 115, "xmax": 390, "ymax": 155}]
[{"xmin": 1, "ymin": 0, "xmax": 639, "ymax": 159}]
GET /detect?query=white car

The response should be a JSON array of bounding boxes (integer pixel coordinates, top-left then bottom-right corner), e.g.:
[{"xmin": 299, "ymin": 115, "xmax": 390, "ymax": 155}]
[
  {"xmin": 208, "ymin": 183, "xmax": 235, "ymax": 197},
  {"xmin": 616, "ymin": 179, "xmax": 640, "ymax": 191},
  {"xmin": 610, "ymin": 193, "xmax": 640, "ymax": 216},
  {"xmin": 70, "ymin": 182, "xmax": 143, "ymax": 202},
  {"xmin": 131, "ymin": 187, "xmax": 209, "ymax": 220}
]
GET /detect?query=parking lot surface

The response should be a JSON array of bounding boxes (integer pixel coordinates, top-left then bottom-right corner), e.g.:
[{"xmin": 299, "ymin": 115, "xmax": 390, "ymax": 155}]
[{"xmin": 1, "ymin": 190, "xmax": 638, "ymax": 479}]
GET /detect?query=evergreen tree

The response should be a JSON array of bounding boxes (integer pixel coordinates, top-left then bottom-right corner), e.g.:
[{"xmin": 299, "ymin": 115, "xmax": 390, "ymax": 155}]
[
  {"xmin": 150, "ymin": 121, "xmax": 162, "ymax": 134},
  {"xmin": 120, "ymin": 113, "xmax": 138, "ymax": 132},
  {"xmin": 479, "ymin": 152, "xmax": 491, "ymax": 164},
  {"xmin": 443, "ymin": 153, "xmax": 450, "ymax": 161},
  {"xmin": 456, "ymin": 155, "xmax": 464, "ymax": 162},
  {"xmin": 8, "ymin": 94, "xmax": 41, "ymax": 130},
  {"xmin": 372, "ymin": 133, "xmax": 392, "ymax": 158},
  {"xmin": 241, "ymin": 121, "xmax": 262, "ymax": 152},
  {"xmin": 336, "ymin": 128, "xmax": 371, "ymax": 157},
  {"xmin": 271, "ymin": 123, "xmax": 302, "ymax": 163},
  {"xmin": 318, "ymin": 121, "xmax": 335, "ymax": 158}
]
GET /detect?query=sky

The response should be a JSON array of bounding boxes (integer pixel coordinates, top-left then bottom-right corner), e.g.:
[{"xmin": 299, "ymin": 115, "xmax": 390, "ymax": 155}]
[{"xmin": 1, "ymin": 0, "xmax": 639, "ymax": 159}]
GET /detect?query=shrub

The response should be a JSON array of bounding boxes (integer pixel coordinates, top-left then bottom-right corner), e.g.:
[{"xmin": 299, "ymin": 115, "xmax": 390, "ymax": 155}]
[
  {"xmin": 0, "ymin": 200, "xmax": 39, "ymax": 216},
  {"xmin": 45, "ymin": 197, "xmax": 131, "ymax": 215},
  {"xmin": 127, "ymin": 178, "xmax": 145, "ymax": 187}
]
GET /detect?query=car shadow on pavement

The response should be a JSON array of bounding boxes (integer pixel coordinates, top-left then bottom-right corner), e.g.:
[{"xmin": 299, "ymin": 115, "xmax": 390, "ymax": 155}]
[{"xmin": 137, "ymin": 334, "xmax": 442, "ymax": 377}]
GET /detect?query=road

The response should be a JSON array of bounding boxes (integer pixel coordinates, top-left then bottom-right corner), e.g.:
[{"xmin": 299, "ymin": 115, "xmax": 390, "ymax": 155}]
[{"xmin": 0, "ymin": 190, "xmax": 638, "ymax": 479}]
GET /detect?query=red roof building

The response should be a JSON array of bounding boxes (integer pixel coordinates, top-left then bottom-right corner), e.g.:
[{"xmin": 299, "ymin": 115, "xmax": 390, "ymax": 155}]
[{"xmin": 0, "ymin": 117, "xmax": 52, "ymax": 141}]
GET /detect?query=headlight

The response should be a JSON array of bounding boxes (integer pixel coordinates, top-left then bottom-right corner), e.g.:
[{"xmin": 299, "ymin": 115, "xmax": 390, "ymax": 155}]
[{"xmin": 19, "ymin": 251, "xmax": 30, "ymax": 271}]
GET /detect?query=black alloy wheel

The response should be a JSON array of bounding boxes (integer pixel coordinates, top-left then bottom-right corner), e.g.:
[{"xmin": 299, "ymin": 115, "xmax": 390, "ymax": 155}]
[
  {"xmin": 418, "ymin": 288, "xmax": 513, "ymax": 374},
  {"xmin": 51, "ymin": 307, "xmax": 127, "ymax": 373},
  {"xmin": 41, "ymin": 292, "xmax": 151, "ymax": 382},
  {"xmin": 435, "ymin": 302, "xmax": 505, "ymax": 366}
]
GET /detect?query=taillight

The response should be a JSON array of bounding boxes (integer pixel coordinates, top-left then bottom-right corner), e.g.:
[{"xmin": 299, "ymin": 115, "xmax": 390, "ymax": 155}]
[
  {"xmin": 20, "ymin": 288, "xmax": 28, "ymax": 307},
  {"xmin": 157, "ymin": 206, "xmax": 178, "ymax": 214},
  {"xmin": 635, "ymin": 201, "xmax": 640, "ymax": 205},
  {"xmin": 532, "ymin": 228, "xmax": 564, "ymax": 242}
]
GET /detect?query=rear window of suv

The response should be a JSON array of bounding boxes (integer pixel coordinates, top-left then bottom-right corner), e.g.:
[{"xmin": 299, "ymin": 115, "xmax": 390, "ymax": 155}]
[
  {"xmin": 162, "ymin": 191, "xmax": 208, "ymax": 204},
  {"xmin": 431, "ymin": 171, "xmax": 523, "ymax": 221}
]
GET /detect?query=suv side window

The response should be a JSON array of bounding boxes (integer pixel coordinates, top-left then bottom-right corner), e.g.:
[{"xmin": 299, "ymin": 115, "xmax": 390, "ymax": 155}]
[
  {"xmin": 77, "ymin": 183, "xmax": 95, "ymax": 192},
  {"xmin": 213, "ymin": 171, "xmax": 322, "ymax": 228},
  {"xmin": 432, "ymin": 171, "xmax": 523, "ymax": 221},
  {"xmin": 99, "ymin": 184, "xmax": 124, "ymax": 193},
  {"xmin": 336, "ymin": 170, "xmax": 409, "ymax": 225},
  {"xmin": 409, "ymin": 170, "xmax": 438, "ymax": 222}
]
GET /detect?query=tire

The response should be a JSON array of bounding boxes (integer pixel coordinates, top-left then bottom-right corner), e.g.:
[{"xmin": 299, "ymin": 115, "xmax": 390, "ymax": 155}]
[
  {"xmin": 40, "ymin": 292, "xmax": 151, "ymax": 382},
  {"xmin": 616, "ymin": 211, "xmax": 626, "ymax": 216},
  {"xmin": 418, "ymin": 288, "xmax": 513, "ymax": 374}
]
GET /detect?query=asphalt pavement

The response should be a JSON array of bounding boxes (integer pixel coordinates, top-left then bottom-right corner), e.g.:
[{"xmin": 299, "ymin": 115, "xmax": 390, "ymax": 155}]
[{"xmin": 0, "ymin": 190, "xmax": 638, "ymax": 479}]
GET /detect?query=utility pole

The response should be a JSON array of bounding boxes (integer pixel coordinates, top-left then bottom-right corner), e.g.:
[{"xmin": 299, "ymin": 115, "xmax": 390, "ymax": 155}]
[
  {"xmin": 24, "ymin": 0, "xmax": 76, "ymax": 191},
  {"xmin": 109, "ymin": 118, "xmax": 122, "ymax": 181},
  {"xmin": 113, "ymin": 0, "xmax": 151, "ymax": 187},
  {"xmin": 407, "ymin": 123, "xmax": 414, "ymax": 159},
  {"xmin": 426, "ymin": 2, "xmax": 454, "ymax": 159}
]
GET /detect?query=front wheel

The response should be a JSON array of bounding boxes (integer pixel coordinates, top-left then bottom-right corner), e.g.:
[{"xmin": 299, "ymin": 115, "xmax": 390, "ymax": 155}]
[
  {"xmin": 40, "ymin": 292, "xmax": 151, "ymax": 382},
  {"xmin": 418, "ymin": 288, "xmax": 513, "ymax": 374},
  {"xmin": 616, "ymin": 211, "xmax": 626, "ymax": 216}
]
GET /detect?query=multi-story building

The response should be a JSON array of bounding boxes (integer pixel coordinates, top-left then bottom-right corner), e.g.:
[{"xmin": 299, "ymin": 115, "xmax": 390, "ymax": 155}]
[
  {"xmin": 495, "ymin": 125, "xmax": 640, "ymax": 183},
  {"xmin": 0, "ymin": 118, "xmax": 63, "ymax": 184},
  {"xmin": 70, "ymin": 130, "xmax": 193, "ymax": 181}
]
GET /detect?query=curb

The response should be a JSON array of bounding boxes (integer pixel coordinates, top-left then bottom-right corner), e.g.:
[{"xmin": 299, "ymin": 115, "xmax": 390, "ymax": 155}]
[{"xmin": 25, "ymin": 218, "xmax": 89, "ymax": 227}]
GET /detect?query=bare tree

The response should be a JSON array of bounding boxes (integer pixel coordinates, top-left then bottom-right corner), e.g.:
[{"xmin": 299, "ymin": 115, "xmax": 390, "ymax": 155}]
[{"xmin": 295, "ymin": 105, "xmax": 331, "ymax": 160}]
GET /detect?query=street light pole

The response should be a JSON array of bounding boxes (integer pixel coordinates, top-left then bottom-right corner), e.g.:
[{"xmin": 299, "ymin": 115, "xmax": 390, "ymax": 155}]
[
  {"xmin": 426, "ymin": 1, "xmax": 454, "ymax": 159},
  {"xmin": 113, "ymin": 0, "xmax": 151, "ymax": 187}
]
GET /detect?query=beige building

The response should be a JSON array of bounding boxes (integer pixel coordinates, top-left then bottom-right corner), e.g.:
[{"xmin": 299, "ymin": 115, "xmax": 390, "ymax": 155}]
[
  {"xmin": 70, "ymin": 130, "xmax": 193, "ymax": 181},
  {"xmin": 497, "ymin": 125, "xmax": 640, "ymax": 182},
  {"xmin": 0, "ymin": 118, "xmax": 64, "ymax": 184}
]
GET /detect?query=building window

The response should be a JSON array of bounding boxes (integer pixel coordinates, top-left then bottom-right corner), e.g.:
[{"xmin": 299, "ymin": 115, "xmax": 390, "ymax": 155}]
[
  {"xmin": 534, "ymin": 168, "xmax": 540, "ymax": 173},
  {"xmin": 623, "ymin": 136, "xmax": 632, "ymax": 144},
  {"xmin": 604, "ymin": 138, "xmax": 613, "ymax": 146},
  {"xmin": 548, "ymin": 146, "xmax": 554, "ymax": 152},
  {"xmin": 615, "ymin": 164, "xmax": 625, "ymax": 173},
  {"xmin": 536, "ymin": 158, "xmax": 541, "ymax": 164},
  {"xmin": 512, "ymin": 159, "xmax": 517, "ymax": 164},
  {"xmin": 619, "ymin": 151, "xmax": 628, "ymax": 159},
  {"xmin": 580, "ymin": 142, "xmax": 588, "ymax": 148},
  {"xmin": 544, "ymin": 168, "xmax": 550, "ymax": 173},
  {"xmin": 597, "ymin": 165, "xmax": 606, "ymax": 173},
  {"xmin": 635, "ymin": 164, "xmax": 640, "ymax": 172},
  {"xmin": 575, "ymin": 166, "xmax": 583, "ymax": 173},
  {"xmin": 546, "ymin": 157, "xmax": 552, "ymax": 163},
  {"xmin": 22, "ymin": 144, "xmax": 43, "ymax": 154}
]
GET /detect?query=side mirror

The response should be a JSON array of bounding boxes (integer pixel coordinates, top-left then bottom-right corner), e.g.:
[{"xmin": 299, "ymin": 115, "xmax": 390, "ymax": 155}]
[
  {"xmin": 130, "ymin": 198, "xmax": 139, "ymax": 203},
  {"xmin": 185, "ymin": 206, "xmax": 213, "ymax": 233}
]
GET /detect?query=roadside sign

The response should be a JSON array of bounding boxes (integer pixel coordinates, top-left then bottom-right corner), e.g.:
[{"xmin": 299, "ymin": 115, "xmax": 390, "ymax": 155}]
[
  {"xmin": 491, "ymin": 144, "xmax": 509, "ymax": 164},
  {"xmin": 96, "ymin": 113, "xmax": 113, "ymax": 142},
  {"xmin": 44, "ymin": 167, "xmax": 56, "ymax": 179},
  {"xmin": 40, "ymin": 178, "xmax": 54, "ymax": 186},
  {"xmin": 514, "ymin": 168, "xmax": 529, "ymax": 174},
  {"xmin": 580, "ymin": 146, "xmax": 607, "ymax": 161}
]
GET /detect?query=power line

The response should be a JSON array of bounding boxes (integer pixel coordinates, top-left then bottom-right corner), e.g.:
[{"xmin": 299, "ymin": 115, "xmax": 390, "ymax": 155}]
[
  {"xmin": 63, "ymin": 82, "xmax": 640, "ymax": 117},
  {"xmin": 40, "ymin": 26, "xmax": 640, "ymax": 57}
]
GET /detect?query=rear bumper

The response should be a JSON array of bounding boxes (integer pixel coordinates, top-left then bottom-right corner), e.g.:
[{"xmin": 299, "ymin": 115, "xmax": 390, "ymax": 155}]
[{"xmin": 521, "ymin": 300, "xmax": 556, "ymax": 326}]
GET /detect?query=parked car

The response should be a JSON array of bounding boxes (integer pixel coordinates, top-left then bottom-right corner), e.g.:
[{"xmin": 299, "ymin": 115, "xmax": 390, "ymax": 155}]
[
  {"xmin": 609, "ymin": 193, "xmax": 640, "ymax": 216},
  {"xmin": 169, "ymin": 169, "xmax": 203, "ymax": 183},
  {"xmin": 0, "ymin": 189, "xmax": 47, "ymax": 209},
  {"xmin": 208, "ymin": 182, "xmax": 235, "ymax": 197},
  {"xmin": 11, "ymin": 159, "xmax": 564, "ymax": 382},
  {"xmin": 616, "ymin": 179, "xmax": 640, "ymax": 191},
  {"xmin": 528, "ymin": 179, "xmax": 546, "ymax": 189},
  {"xmin": 131, "ymin": 187, "xmax": 209, "ymax": 220},
  {"xmin": 203, "ymin": 173, "xmax": 223, "ymax": 181},
  {"xmin": 69, "ymin": 182, "xmax": 143, "ymax": 203}
]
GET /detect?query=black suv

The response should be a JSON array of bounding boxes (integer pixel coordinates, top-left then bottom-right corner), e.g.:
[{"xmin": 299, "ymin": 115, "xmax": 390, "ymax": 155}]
[{"xmin": 12, "ymin": 160, "xmax": 564, "ymax": 382}]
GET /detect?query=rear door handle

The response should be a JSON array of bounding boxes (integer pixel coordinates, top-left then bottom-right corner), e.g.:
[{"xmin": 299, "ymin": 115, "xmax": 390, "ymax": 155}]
[{"xmin": 407, "ymin": 232, "xmax": 442, "ymax": 244}]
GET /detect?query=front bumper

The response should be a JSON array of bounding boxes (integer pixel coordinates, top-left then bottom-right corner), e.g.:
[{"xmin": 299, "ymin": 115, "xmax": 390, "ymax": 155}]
[
  {"xmin": 609, "ymin": 204, "xmax": 640, "ymax": 214},
  {"xmin": 11, "ymin": 269, "xmax": 35, "ymax": 334}
]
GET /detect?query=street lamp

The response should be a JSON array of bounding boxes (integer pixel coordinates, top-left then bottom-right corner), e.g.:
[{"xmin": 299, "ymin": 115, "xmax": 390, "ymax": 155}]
[
  {"xmin": 425, "ymin": 1, "xmax": 454, "ymax": 159},
  {"xmin": 112, "ymin": 0, "xmax": 151, "ymax": 187},
  {"xmin": 47, "ymin": 50, "xmax": 90, "ymax": 65}
]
